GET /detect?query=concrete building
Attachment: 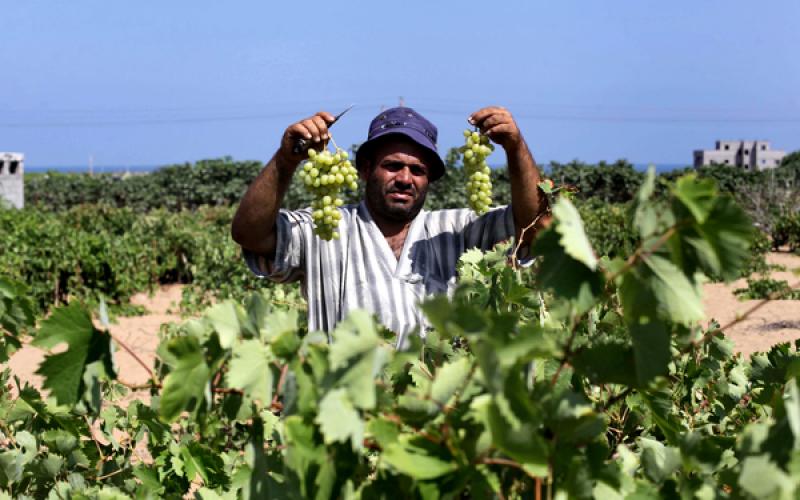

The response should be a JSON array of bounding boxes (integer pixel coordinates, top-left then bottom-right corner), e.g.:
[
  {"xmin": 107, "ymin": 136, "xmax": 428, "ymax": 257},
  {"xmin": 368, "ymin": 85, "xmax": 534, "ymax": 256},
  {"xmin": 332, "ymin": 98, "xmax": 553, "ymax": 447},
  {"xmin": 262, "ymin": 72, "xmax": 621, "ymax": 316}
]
[
  {"xmin": 0, "ymin": 152, "xmax": 24, "ymax": 208},
  {"xmin": 693, "ymin": 140, "xmax": 786, "ymax": 171}
]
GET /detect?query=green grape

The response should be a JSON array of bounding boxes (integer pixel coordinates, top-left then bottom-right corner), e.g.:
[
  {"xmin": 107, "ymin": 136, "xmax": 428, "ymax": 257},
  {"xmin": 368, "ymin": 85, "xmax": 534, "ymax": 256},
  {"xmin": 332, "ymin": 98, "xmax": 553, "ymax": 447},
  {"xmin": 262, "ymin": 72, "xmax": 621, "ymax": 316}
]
[
  {"xmin": 300, "ymin": 145, "xmax": 359, "ymax": 240},
  {"xmin": 461, "ymin": 128, "xmax": 494, "ymax": 214}
]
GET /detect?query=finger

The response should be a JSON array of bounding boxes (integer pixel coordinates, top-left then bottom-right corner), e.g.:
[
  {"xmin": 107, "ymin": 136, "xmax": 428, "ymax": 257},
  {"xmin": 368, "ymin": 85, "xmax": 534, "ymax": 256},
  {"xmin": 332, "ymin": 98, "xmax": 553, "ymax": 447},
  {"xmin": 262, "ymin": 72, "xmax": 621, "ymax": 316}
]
[
  {"xmin": 484, "ymin": 123, "xmax": 516, "ymax": 139},
  {"xmin": 301, "ymin": 119, "xmax": 322, "ymax": 143},
  {"xmin": 311, "ymin": 115, "xmax": 330, "ymax": 140},
  {"xmin": 316, "ymin": 111, "xmax": 336, "ymax": 124},
  {"xmin": 287, "ymin": 123, "xmax": 313, "ymax": 141},
  {"xmin": 468, "ymin": 106, "xmax": 508, "ymax": 126},
  {"xmin": 479, "ymin": 113, "xmax": 512, "ymax": 133}
]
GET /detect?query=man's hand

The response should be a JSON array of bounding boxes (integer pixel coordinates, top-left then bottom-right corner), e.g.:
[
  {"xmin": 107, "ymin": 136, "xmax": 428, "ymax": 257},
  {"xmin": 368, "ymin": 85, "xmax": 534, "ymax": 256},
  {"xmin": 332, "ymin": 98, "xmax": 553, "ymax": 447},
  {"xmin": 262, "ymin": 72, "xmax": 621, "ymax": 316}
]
[
  {"xmin": 277, "ymin": 111, "xmax": 337, "ymax": 168},
  {"xmin": 468, "ymin": 106, "xmax": 523, "ymax": 151}
]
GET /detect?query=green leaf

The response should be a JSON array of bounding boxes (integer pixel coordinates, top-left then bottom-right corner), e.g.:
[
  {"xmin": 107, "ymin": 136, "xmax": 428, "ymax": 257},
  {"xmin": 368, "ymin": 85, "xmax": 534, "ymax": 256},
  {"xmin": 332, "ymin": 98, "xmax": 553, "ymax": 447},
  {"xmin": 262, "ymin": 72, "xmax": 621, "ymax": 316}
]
[
  {"xmin": 487, "ymin": 402, "xmax": 549, "ymax": 475},
  {"xmin": 630, "ymin": 321, "xmax": 670, "ymax": 385},
  {"xmin": 639, "ymin": 437, "xmax": 680, "ymax": 483},
  {"xmin": 633, "ymin": 167, "xmax": 659, "ymax": 239},
  {"xmin": 180, "ymin": 442, "xmax": 226, "ymax": 487},
  {"xmin": 159, "ymin": 335, "xmax": 210, "ymax": 422},
  {"xmin": 738, "ymin": 455, "xmax": 794, "ymax": 498},
  {"xmin": 622, "ymin": 253, "xmax": 703, "ymax": 328},
  {"xmin": 315, "ymin": 388, "xmax": 364, "ymax": 451},
  {"xmin": 206, "ymin": 301, "xmax": 240, "ymax": 349},
  {"xmin": 643, "ymin": 255, "xmax": 704, "ymax": 325},
  {"xmin": 32, "ymin": 304, "xmax": 115, "ymax": 406},
  {"xmin": 532, "ymin": 227, "xmax": 605, "ymax": 316},
  {"xmin": 328, "ymin": 310, "xmax": 386, "ymax": 409},
  {"xmin": 673, "ymin": 174, "xmax": 717, "ymax": 224},
  {"xmin": 227, "ymin": 339, "xmax": 274, "ymax": 409},
  {"xmin": 430, "ymin": 357, "xmax": 472, "ymax": 406},
  {"xmin": 784, "ymin": 379, "xmax": 800, "ymax": 450},
  {"xmin": 552, "ymin": 197, "xmax": 598, "ymax": 271},
  {"xmin": 329, "ymin": 310, "xmax": 380, "ymax": 370},
  {"xmin": 366, "ymin": 418, "xmax": 401, "ymax": 449},
  {"xmin": 572, "ymin": 342, "xmax": 637, "ymax": 386},
  {"xmin": 381, "ymin": 441, "xmax": 457, "ymax": 480}
]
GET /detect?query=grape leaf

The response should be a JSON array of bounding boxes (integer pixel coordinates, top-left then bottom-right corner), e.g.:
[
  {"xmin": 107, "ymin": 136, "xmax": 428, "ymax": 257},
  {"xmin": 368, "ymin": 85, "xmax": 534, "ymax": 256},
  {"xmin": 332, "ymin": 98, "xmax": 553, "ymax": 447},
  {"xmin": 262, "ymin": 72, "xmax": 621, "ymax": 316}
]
[
  {"xmin": 532, "ymin": 227, "xmax": 604, "ymax": 315},
  {"xmin": 227, "ymin": 339, "xmax": 274, "ymax": 409},
  {"xmin": 639, "ymin": 437, "xmax": 680, "ymax": 483},
  {"xmin": 205, "ymin": 301, "xmax": 240, "ymax": 349},
  {"xmin": 329, "ymin": 310, "xmax": 385, "ymax": 409},
  {"xmin": 430, "ymin": 356, "xmax": 472, "ymax": 406},
  {"xmin": 643, "ymin": 255, "xmax": 704, "ymax": 325},
  {"xmin": 552, "ymin": 197, "xmax": 598, "ymax": 271},
  {"xmin": 633, "ymin": 167, "xmax": 659, "ymax": 239},
  {"xmin": 381, "ymin": 442, "xmax": 457, "ymax": 480},
  {"xmin": 315, "ymin": 388, "xmax": 364, "ymax": 451},
  {"xmin": 180, "ymin": 442, "xmax": 226, "ymax": 487},
  {"xmin": 329, "ymin": 310, "xmax": 380, "ymax": 370},
  {"xmin": 630, "ymin": 321, "xmax": 670, "ymax": 386},
  {"xmin": 159, "ymin": 335, "xmax": 210, "ymax": 422},
  {"xmin": 738, "ymin": 455, "xmax": 793, "ymax": 498},
  {"xmin": 32, "ymin": 304, "xmax": 115, "ymax": 406},
  {"xmin": 572, "ymin": 342, "xmax": 637, "ymax": 386},
  {"xmin": 673, "ymin": 174, "xmax": 717, "ymax": 224}
]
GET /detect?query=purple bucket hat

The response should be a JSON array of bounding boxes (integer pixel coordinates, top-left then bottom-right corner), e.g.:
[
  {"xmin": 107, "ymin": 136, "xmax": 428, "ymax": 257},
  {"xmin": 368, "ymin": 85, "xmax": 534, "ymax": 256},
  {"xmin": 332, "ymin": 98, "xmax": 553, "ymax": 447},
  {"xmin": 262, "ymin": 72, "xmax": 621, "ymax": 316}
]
[{"xmin": 355, "ymin": 106, "xmax": 446, "ymax": 182}]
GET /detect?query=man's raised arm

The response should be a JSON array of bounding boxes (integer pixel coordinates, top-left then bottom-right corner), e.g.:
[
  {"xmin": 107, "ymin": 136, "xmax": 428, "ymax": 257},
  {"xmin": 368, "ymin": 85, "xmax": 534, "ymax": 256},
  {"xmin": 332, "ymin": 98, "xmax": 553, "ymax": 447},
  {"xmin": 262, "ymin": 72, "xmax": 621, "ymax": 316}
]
[
  {"xmin": 231, "ymin": 111, "xmax": 335, "ymax": 256},
  {"xmin": 469, "ymin": 106, "xmax": 549, "ymax": 246}
]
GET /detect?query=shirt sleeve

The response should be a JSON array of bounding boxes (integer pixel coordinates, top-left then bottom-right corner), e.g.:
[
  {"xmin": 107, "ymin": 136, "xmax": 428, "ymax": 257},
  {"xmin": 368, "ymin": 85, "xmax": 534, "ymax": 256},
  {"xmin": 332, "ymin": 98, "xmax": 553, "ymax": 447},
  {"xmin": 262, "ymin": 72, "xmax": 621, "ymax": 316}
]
[
  {"xmin": 462, "ymin": 205, "xmax": 517, "ymax": 251},
  {"xmin": 242, "ymin": 208, "xmax": 311, "ymax": 283}
]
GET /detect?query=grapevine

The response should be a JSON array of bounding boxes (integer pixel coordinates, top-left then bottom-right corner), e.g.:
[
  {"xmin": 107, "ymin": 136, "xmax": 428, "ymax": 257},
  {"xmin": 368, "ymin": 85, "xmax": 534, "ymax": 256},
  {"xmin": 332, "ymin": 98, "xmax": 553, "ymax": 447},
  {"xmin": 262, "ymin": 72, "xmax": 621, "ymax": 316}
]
[
  {"xmin": 461, "ymin": 128, "xmax": 494, "ymax": 214},
  {"xmin": 296, "ymin": 139, "xmax": 359, "ymax": 240},
  {"xmin": 6, "ymin": 169, "xmax": 800, "ymax": 499}
]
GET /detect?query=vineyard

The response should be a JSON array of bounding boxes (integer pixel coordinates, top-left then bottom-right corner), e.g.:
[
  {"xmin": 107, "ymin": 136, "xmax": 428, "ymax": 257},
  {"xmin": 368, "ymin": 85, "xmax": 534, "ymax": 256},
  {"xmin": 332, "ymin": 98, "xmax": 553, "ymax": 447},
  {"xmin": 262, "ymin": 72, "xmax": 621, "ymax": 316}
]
[{"xmin": 2, "ymin": 156, "xmax": 800, "ymax": 498}]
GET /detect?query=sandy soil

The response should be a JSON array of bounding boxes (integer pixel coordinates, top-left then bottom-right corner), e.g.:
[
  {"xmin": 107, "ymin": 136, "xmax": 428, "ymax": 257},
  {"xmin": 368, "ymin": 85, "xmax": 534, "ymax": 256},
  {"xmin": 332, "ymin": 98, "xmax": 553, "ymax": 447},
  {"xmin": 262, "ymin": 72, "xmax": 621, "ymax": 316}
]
[
  {"xmin": 7, "ymin": 285, "xmax": 185, "ymax": 396},
  {"xmin": 703, "ymin": 252, "xmax": 800, "ymax": 357},
  {"xmin": 6, "ymin": 253, "xmax": 800, "ymax": 390}
]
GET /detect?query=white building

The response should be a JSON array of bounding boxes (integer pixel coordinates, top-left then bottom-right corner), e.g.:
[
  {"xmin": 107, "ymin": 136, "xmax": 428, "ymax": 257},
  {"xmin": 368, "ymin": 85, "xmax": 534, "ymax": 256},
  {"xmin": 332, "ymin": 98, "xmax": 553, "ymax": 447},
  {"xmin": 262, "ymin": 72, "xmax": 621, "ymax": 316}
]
[
  {"xmin": 693, "ymin": 140, "xmax": 786, "ymax": 171},
  {"xmin": 0, "ymin": 152, "xmax": 24, "ymax": 208}
]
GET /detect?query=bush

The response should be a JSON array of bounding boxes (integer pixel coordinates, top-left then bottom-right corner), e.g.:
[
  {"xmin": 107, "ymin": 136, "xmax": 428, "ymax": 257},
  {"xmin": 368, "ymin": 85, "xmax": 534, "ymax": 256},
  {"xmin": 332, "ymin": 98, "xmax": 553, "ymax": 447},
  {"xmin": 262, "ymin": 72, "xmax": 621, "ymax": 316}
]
[
  {"xmin": 0, "ymin": 205, "xmax": 271, "ymax": 314},
  {"xmin": 734, "ymin": 278, "xmax": 800, "ymax": 300},
  {"xmin": 771, "ymin": 212, "xmax": 800, "ymax": 251}
]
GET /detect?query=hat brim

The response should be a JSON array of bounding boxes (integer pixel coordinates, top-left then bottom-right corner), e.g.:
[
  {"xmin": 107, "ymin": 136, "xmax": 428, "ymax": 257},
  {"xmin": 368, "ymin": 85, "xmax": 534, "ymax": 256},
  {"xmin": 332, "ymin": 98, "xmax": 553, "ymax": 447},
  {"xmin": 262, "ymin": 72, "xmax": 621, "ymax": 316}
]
[{"xmin": 355, "ymin": 131, "xmax": 446, "ymax": 182}]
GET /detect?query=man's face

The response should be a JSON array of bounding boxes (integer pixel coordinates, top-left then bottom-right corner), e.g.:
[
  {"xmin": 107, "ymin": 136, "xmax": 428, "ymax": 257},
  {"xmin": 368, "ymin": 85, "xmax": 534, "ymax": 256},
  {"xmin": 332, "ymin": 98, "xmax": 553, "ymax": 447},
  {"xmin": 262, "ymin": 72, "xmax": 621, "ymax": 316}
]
[{"xmin": 362, "ymin": 138, "xmax": 431, "ymax": 223}]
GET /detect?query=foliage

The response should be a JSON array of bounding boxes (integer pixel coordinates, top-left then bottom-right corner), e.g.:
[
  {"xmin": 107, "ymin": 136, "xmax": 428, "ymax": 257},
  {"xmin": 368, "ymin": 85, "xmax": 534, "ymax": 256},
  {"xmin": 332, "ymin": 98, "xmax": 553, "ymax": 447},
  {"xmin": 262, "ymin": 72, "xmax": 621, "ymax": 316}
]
[
  {"xmin": 25, "ymin": 158, "xmax": 263, "ymax": 212},
  {"xmin": 735, "ymin": 278, "xmax": 800, "ymax": 300},
  {"xmin": 547, "ymin": 159, "xmax": 644, "ymax": 203},
  {"xmin": 5, "ymin": 173, "xmax": 800, "ymax": 498},
  {"xmin": 575, "ymin": 199, "xmax": 637, "ymax": 258},
  {"xmin": 771, "ymin": 212, "xmax": 800, "ymax": 252},
  {"xmin": 0, "ymin": 205, "xmax": 279, "ymax": 315}
]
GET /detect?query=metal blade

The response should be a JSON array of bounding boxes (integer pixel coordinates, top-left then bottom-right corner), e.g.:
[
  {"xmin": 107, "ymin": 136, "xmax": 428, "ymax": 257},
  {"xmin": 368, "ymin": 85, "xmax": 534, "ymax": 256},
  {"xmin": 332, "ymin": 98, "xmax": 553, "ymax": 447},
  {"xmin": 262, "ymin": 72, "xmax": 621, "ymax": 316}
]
[{"xmin": 292, "ymin": 104, "xmax": 355, "ymax": 154}]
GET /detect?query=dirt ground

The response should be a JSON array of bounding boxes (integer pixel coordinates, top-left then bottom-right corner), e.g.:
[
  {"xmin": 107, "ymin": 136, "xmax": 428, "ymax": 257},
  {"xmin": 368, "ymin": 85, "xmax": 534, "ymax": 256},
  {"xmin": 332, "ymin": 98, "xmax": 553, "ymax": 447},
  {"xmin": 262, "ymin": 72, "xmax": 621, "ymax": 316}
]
[
  {"xmin": 702, "ymin": 252, "xmax": 800, "ymax": 357},
  {"xmin": 6, "ymin": 252, "xmax": 800, "ymax": 390},
  {"xmin": 7, "ymin": 284, "xmax": 184, "ymax": 394}
]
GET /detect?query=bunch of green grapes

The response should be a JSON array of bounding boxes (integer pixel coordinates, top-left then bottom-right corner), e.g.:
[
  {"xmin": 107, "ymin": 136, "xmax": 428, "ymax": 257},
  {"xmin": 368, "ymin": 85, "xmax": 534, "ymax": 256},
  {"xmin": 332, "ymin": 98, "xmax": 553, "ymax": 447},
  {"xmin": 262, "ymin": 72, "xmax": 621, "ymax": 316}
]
[
  {"xmin": 297, "ymin": 147, "xmax": 359, "ymax": 240},
  {"xmin": 461, "ymin": 129, "xmax": 494, "ymax": 214}
]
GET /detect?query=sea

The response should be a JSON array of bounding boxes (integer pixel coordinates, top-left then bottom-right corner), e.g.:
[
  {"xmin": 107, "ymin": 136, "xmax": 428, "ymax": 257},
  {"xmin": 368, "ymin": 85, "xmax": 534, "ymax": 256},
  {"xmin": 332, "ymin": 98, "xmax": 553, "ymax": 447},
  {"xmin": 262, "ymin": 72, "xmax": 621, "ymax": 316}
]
[{"xmin": 25, "ymin": 163, "xmax": 689, "ymax": 175}]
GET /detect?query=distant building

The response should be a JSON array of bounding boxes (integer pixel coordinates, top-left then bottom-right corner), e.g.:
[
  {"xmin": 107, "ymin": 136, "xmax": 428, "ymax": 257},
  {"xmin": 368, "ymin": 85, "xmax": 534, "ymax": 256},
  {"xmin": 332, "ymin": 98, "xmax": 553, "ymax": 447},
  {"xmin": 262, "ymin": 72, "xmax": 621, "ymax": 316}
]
[
  {"xmin": 0, "ymin": 152, "xmax": 24, "ymax": 208},
  {"xmin": 693, "ymin": 140, "xmax": 786, "ymax": 171}
]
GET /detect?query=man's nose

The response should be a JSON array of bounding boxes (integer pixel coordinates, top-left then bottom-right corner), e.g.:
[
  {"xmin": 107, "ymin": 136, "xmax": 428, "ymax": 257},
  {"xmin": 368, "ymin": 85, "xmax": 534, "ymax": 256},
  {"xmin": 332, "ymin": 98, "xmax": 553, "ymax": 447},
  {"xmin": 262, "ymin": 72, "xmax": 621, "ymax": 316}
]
[{"xmin": 395, "ymin": 166, "xmax": 412, "ymax": 184}]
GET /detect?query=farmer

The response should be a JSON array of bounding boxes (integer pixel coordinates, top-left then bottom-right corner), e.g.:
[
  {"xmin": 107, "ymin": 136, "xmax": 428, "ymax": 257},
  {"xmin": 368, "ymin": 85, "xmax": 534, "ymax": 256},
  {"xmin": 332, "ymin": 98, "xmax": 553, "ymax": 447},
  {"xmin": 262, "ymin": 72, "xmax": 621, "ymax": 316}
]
[{"xmin": 231, "ymin": 106, "xmax": 547, "ymax": 346}]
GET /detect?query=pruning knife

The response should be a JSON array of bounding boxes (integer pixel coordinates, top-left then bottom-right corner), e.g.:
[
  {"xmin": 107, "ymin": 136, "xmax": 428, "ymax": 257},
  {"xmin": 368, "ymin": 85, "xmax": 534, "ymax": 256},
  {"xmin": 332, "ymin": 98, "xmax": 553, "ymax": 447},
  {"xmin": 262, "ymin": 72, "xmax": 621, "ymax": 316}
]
[{"xmin": 292, "ymin": 104, "xmax": 355, "ymax": 155}]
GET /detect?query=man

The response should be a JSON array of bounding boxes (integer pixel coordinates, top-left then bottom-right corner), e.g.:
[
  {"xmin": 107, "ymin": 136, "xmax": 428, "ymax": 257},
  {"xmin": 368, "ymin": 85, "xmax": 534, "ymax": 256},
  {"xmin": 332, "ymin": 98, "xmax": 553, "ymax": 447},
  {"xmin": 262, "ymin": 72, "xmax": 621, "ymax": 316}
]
[{"xmin": 231, "ymin": 106, "xmax": 547, "ymax": 346}]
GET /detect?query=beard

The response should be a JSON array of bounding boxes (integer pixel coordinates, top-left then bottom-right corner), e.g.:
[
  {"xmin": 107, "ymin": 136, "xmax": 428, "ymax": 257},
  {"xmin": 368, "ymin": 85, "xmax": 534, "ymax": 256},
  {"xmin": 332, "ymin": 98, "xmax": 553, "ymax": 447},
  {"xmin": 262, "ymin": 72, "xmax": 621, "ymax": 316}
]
[{"xmin": 365, "ymin": 176, "xmax": 427, "ymax": 223}]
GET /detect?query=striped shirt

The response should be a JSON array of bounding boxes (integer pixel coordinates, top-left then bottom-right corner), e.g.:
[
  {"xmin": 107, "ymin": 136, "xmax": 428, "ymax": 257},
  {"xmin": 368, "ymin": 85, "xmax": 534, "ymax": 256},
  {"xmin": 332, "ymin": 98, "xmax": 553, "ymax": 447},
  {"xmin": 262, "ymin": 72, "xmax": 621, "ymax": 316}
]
[{"xmin": 244, "ymin": 201, "xmax": 515, "ymax": 347}]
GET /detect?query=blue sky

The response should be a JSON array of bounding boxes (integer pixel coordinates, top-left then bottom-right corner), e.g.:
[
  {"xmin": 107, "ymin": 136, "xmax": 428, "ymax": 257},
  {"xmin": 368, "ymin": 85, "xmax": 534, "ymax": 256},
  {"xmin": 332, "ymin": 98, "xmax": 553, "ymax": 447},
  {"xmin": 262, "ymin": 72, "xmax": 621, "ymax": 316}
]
[{"xmin": 2, "ymin": 1, "xmax": 799, "ymax": 168}]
